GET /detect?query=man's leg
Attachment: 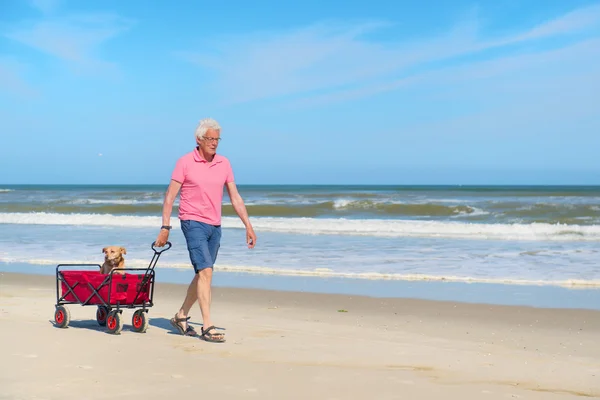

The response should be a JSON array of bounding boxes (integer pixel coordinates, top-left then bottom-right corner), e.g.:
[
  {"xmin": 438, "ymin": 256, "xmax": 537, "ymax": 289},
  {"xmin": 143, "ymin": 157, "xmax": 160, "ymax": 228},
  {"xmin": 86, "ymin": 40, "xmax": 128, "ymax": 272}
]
[
  {"xmin": 173, "ymin": 220, "xmax": 210, "ymax": 335},
  {"xmin": 196, "ymin": 267, "xmax": 214, "ymax": 328},
  {"xmin": 197, "ymin": 225, "xmax": 224, "ymax": 340},
  {"xmin": 175, "ymin": 274, "xmax": 198, "ymax": 330}
]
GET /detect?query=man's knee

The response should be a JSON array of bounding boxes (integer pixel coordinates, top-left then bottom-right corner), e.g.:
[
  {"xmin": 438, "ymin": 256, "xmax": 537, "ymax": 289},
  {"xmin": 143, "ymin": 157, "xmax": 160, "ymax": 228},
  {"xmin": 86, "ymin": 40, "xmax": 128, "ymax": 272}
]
[{"xmin": 196, "ymin": 267, "xmax": 213, "ymax": 282}]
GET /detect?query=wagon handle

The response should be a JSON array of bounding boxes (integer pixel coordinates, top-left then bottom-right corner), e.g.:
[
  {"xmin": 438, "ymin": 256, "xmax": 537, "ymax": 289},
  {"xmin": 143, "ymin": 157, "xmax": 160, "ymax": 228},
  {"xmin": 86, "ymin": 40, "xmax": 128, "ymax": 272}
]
[{"xmin": 151, "ymin": 241, "xmax": 172, "ymax": 254}]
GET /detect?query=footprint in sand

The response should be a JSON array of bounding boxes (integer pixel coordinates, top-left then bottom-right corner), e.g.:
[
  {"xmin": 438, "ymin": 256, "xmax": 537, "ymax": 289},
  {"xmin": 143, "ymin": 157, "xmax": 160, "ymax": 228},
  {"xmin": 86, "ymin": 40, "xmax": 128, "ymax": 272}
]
[{"xmin": 77, "ymin": 365, "xmax": 93, "ymax": 370}]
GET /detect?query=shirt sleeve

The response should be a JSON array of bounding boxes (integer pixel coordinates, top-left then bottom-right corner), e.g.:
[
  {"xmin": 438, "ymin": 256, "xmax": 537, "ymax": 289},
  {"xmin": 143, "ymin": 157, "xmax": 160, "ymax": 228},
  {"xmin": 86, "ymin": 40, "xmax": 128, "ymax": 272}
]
[
  {"xmin": 225, "ymin": 160, "xmax": 235, "ymax": 183},
  {"xmin": 171, "ymin": 157, "xmax": 186, "ymax": 183}
]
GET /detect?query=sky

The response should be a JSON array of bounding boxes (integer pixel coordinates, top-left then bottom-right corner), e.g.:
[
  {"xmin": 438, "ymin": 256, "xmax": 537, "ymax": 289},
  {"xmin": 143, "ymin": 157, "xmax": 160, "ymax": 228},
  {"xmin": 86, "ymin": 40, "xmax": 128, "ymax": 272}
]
[{"xmin": 0, "ymin": 0, "xmax": 599, "ymax": 185}]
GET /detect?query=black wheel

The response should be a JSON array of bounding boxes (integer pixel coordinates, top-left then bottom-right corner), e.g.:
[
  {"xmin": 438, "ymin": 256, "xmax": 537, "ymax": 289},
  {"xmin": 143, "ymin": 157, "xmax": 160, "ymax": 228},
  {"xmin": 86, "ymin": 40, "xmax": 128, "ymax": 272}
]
[
  {"xmin": 54, "ymin": 306, "xmax": 70, "ymax": 328},
  {"xmin": 106, "ymin": 310, "xmax": 123, "ymax": 334},
  {"xmin": 131, "ymin": 310, "xmax": 149, "ymax": 333},
  {"xmin": 96, "ymin": 306, "xmax": 108, "ymax": 326}
]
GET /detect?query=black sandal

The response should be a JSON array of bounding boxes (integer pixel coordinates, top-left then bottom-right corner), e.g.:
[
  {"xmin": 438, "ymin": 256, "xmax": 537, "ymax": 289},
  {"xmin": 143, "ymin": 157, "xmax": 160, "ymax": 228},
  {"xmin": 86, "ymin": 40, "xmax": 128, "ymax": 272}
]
[
  {"xmin": 170, "ymin": 315, "xmax": 197, "ymax": 337},
  {"xmin": 200, "ymin": 326, "xmax": 225, "ymax": 343}
]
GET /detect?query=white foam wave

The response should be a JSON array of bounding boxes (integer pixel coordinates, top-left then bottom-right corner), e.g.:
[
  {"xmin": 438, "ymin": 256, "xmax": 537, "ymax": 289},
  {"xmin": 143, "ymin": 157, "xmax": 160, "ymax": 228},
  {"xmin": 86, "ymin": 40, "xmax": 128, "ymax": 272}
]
[
  {"xmin": 0, "ymin": 189, "xmax": 14, "ymax": 192},
  {"xmin": 1, "ymin": 212, "xmax": 600, "ymax": 241},
  {"xmin": 3, "ymin": 257, "xmax": 599, "ymax": 288},
  {"xmin": 209, "ymin": 265, "xmax": 600, "ymax": 289},
  {"xmin": 0, "ymin": 212, "xmax": 162, "ymax": 227},
  {"xmin": 71, "ymin": 199, "xmax": 164, "ymax": 205},
  {"xmin": 452, "ymin": 207, "xmax": 489, "ymax": 218},
  {"xmin": 332, "ymin": 198, "xmax": 355, "ymax": 209}
]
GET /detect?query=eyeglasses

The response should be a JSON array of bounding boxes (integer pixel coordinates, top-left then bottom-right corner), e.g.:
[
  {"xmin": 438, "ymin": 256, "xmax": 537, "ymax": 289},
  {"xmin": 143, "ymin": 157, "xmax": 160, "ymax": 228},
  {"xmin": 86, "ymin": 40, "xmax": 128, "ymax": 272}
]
[{"xmin": 202, "ymin": 136, "xmax": 221, "ymax": 143}]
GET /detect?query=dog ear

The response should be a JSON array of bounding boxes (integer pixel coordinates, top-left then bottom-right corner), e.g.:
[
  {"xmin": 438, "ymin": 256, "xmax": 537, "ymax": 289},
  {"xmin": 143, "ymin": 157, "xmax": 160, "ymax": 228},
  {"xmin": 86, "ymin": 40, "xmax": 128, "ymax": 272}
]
[
  {"xmin": 102, "ymin": 247, "xmax": 107, "ymax": 254},
  {"xmin": 120, "ymin": 247, "xmax": 127, "ymax": 255}
]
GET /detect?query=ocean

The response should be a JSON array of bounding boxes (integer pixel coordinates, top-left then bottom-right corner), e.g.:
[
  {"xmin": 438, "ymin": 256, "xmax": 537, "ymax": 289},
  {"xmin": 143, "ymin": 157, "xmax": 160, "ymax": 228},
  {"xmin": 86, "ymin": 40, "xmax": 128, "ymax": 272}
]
[{"xmin": 1, "ymin": 184, "xmax": 599, "ymax": 289}]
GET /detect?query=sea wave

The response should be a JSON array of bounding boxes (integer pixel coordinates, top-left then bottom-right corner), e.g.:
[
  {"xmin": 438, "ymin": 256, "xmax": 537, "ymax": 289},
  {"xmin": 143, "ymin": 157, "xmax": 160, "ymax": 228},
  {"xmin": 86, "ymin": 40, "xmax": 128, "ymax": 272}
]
[
  {"xmin": 2, "ymin": 256, "xmax": 599, "ymax": 288},
  {"xmin": 1, "ymin": 199, "xmax": 481, "ymax": 217},
  {"xmin": 1, "ymin": 212, "xmax": 599, "ymax": 241},
  {"xmin": 1, "ymin": 196, "xmax": 598, "ymax": 223}
]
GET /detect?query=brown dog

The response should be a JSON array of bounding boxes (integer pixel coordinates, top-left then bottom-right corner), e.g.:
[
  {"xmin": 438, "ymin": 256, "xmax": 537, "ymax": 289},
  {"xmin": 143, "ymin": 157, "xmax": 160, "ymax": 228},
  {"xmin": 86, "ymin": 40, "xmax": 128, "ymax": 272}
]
[{"xmin": 101, "ymin": 246, "xmax": 127, "ymax": 275}]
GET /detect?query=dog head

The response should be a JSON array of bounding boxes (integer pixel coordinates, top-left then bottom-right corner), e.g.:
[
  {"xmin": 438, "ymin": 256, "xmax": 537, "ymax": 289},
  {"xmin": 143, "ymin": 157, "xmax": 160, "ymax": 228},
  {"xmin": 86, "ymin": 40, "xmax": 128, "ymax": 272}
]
[{"xmin": 102, "ymin": 246, "xmax": 126, "ymax": 265}]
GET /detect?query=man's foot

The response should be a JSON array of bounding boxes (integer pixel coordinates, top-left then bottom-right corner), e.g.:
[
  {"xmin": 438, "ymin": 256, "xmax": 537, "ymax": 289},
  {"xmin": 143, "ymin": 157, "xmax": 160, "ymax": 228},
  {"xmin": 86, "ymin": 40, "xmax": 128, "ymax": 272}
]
[
  {"xmin": 200, "ymin": 326, "xmax": 225, "ymax": 343},
  {"xmin": 170, "ymin": 314, "xmax": 198, "ymax": 336}
]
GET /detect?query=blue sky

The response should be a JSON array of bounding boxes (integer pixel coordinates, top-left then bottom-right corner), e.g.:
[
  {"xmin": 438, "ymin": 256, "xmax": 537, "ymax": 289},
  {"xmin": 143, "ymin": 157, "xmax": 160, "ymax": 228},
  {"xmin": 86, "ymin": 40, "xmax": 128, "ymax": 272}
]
[{"xmin": 1, "ymin": 0, "xmax": 599, "ymax": 185}]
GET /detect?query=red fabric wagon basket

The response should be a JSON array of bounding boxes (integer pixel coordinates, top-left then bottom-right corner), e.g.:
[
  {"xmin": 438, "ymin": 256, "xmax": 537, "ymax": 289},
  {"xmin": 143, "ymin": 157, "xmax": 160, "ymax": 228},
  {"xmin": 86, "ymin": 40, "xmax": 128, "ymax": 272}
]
[{"xmin": 60, "ymin": 270, "xmax": 152, "ymax": 306}]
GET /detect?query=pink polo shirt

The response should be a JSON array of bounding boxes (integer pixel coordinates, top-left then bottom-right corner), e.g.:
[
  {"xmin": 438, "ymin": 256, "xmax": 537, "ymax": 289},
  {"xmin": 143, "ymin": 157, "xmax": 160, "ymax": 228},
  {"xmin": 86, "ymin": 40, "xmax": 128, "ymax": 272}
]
[{"xmin": 171, "ymin": 148, "xmax": 235, "ymax": 226}]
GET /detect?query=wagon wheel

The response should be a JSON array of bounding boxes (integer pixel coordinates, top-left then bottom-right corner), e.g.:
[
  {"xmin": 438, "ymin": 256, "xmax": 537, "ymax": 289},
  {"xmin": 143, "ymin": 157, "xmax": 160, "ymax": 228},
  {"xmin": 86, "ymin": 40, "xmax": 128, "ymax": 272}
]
[
  {"xmin": 131, "ymin": 310, "xmax": 149, "ymax": 333},
  {"xmin": 54, "ymin": 306, "xmax": 70, "ymax": 328},
  {"xmin": 96, "ymin": 306, "xmax": 109, "ymax": 326},
  {"xmin": 106, "ymin": 310, "xmax": 123, "ymax": 334}
]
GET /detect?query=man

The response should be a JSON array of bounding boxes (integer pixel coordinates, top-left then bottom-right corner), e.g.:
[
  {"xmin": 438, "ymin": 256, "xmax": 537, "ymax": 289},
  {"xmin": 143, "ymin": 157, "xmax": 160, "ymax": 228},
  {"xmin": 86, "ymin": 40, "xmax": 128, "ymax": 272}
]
[{"xmin": 154, "ymin": 118, "xmax": 256, "ymax": 343}]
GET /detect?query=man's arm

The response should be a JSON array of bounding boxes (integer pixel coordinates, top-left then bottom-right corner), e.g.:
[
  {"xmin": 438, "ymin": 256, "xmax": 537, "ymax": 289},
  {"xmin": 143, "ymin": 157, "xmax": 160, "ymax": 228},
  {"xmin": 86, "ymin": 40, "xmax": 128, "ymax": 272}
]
[
  {"xmin": 162, "ymin": 179, "xmax": 182, "ymax": 226},
  {"xmin": 225, "ymin": 181, "xmax": 251, "ymax": 227},
  {"xmin": 226, "ymin": 181, "xmax": 256, "ymax": 248},
  {"xmin": 155, "ymin": 179, "xmax": 182, "ymax": 247}
]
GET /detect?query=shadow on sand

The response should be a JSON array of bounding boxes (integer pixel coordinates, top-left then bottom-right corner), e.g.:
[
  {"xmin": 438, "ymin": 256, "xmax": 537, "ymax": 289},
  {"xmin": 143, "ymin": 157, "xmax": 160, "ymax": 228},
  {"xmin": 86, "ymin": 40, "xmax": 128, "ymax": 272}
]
[{"xmin": 49, "ymin": 315, "xmax": 223, "ymax": 337}]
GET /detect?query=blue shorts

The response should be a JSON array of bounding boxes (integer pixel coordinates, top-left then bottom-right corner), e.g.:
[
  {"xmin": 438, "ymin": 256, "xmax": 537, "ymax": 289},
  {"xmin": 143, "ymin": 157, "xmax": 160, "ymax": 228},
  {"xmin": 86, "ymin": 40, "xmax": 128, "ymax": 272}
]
[{"xmin": 180, "ymin": 220, "xmax": 222, "ymax": 273}]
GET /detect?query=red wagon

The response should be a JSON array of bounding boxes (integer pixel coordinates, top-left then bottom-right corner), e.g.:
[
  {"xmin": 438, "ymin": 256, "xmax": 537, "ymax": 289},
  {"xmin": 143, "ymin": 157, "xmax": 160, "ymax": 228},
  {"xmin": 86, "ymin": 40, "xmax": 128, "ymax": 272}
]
[{"xmin": 53, "ymin": 242, "xmax": 171, "ymax": 334}]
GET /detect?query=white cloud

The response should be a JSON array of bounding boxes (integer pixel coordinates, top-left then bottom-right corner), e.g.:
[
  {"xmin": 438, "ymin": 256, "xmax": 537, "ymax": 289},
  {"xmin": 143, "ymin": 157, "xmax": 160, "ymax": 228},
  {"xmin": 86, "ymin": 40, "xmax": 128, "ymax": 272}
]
[
  {"xmin": 176, "ymin": 21, "xmax": 406, "ymax": 103},
  {"xmin": 177, "ymin": 4, "xmax": 600, "ymax": 106},
  {"xmin": 292, "ymin": 37, "xmax": 600, "ymax": 108},
  {"xmin": 6, "ymin": 13, "xmax": 134, "ymax": 74},
  {"xmin": 516, "ymin": 3, "xmax": 600, "ymax": 41}
]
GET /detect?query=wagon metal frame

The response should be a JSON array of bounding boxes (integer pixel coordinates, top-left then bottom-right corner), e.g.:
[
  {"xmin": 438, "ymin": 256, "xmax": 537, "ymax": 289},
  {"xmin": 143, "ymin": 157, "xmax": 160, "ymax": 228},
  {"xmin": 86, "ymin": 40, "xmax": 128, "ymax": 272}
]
[{"xmin": 53, "ymin": 242, "xmax": 171, "ymax": 334}]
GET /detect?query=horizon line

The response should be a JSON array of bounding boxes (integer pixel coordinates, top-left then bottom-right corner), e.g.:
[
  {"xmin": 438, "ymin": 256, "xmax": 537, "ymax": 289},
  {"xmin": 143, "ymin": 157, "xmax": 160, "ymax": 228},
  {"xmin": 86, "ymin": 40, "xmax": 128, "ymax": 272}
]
[{"xmin": 2, "ymin": 183, "xmax": 600, "ymax": 187}]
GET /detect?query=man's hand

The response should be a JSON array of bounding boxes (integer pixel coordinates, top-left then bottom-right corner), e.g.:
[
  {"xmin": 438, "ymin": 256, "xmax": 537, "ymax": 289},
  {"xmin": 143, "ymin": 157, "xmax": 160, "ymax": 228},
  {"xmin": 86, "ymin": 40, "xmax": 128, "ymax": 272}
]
[
  {"xmin": 246, "ymin": 226, "xmax": 257, "ymax": 249},
  {"xmin": 155, "ymin": 229, "xmax": 170, "ymax": 247}
]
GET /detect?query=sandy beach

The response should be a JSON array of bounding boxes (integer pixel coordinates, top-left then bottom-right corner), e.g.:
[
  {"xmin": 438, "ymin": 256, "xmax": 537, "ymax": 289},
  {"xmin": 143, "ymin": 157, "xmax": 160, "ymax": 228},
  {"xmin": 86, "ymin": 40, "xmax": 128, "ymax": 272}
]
[{"xmin": 1, "ymin": 271, "xmax": 599, "ymax": 400}]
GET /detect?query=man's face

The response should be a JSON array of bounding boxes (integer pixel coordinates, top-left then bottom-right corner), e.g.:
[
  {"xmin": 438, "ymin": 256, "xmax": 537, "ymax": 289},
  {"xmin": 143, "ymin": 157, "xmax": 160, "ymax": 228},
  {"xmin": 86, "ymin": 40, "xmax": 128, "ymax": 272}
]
[{"xmin": 197, "ymin": 128, "xmax": 221, "ymax": 156}]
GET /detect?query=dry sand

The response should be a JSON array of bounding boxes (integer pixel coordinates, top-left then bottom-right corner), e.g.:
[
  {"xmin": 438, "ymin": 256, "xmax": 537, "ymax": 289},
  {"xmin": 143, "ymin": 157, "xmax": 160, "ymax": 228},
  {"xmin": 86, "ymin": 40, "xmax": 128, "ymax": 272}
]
[{"xmin": 1, "ymin": 271, "xmax": 599, "ymax": 399}]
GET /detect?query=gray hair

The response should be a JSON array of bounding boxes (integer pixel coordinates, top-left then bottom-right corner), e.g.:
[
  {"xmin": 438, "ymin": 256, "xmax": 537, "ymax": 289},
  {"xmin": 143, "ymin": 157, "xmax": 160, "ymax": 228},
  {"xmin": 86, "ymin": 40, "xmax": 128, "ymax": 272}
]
[{"xmin": 194, "ymin": 118, "xmax": 221, "ymax": 140}]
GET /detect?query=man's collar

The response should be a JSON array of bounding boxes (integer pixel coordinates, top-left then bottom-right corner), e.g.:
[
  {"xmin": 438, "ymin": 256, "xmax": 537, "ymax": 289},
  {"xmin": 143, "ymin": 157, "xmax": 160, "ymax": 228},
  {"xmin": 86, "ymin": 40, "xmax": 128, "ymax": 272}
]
[{"xmin": 193, "ymin": 147, "xmax": 222, "ymax": 163}]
